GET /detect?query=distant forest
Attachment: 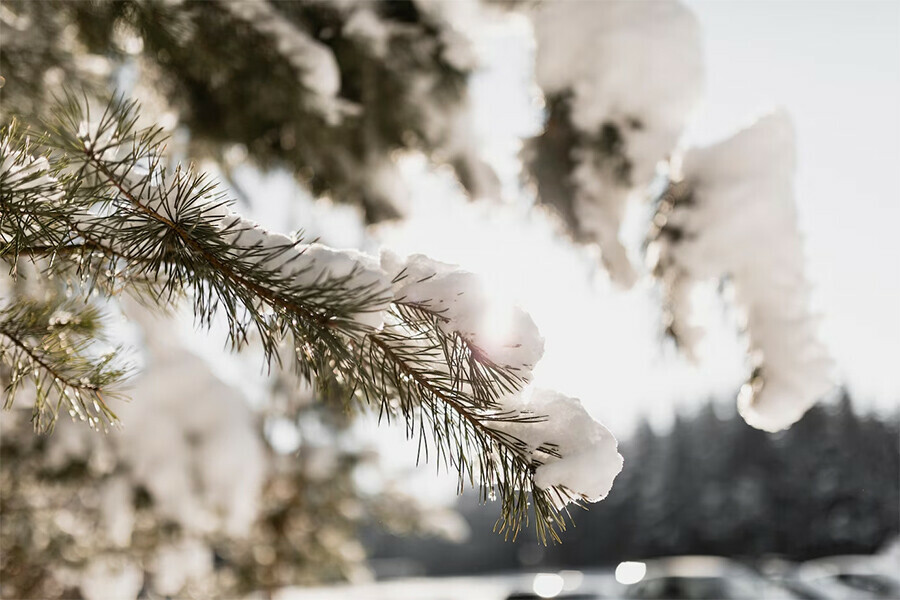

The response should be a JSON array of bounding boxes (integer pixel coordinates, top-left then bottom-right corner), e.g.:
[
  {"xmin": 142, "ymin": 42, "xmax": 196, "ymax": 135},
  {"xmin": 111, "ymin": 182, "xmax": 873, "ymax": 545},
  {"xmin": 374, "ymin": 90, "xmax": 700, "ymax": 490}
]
[{"xmin": 366, "ymin": 393, "xmax": 900, "ymax": 575}]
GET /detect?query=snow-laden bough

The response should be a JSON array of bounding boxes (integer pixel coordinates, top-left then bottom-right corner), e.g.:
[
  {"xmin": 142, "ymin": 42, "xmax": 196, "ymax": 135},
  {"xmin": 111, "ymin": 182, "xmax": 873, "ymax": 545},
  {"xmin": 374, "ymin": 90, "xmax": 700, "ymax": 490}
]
[
  {"xmin": 5, "ymin": 118, "xmax": 625, "ymax": 529},
  {"xmin": 648, "ymin": 110, "xmax": 833, "ymax": 431},
  {"xmin": 492, "ymin": 388, "xmax": 624, "ymax": 509}
]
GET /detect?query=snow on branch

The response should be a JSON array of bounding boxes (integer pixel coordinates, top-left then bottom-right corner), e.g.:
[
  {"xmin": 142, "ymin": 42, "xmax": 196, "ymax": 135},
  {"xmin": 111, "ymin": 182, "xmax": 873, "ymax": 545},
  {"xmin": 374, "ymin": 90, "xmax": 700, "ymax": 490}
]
[
  {"xmin": 647, "ymin": 110, "xmax": 834, "ymax": 431},
  {"xmin": 218, "ymin": 0, "xmax": 342, "ymax": 119},
  {"xmin": 527, "ymin": 0, "xmax": 704, "ymax": 286},
  {"xmin": 0, "ymin": 95, "xmax": 622, "ymax": 541},
  {"xmin": 382, "ymin": 251, "xmax": 544, "ymax": 378},
  {"xmin": 491, "ymin": 388, "xmax": 623, "ymax": 511}
]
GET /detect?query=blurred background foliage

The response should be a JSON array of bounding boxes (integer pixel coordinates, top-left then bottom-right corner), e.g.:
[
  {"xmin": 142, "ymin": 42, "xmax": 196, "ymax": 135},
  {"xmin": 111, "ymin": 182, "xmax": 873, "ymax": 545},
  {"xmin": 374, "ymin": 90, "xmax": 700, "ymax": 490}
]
[{"xmin": 0, "ymin": 0, "xmax": 493, "ymax": 222}]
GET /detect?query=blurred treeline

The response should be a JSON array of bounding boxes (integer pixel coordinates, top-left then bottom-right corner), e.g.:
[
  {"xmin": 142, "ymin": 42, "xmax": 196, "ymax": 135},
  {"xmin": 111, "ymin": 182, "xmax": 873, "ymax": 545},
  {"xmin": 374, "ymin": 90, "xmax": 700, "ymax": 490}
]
[{"xmin": 366, "ymin": 393, "xmax": 900, "ymax": 575}]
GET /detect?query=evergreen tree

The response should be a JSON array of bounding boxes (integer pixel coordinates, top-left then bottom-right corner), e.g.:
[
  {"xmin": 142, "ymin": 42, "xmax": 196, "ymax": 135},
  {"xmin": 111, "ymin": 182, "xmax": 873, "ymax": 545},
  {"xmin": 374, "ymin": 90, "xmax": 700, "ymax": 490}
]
[
  {"xmin": 0, "ymin": 2, "xmax": 627, "ymax": 594},
  {"xmin": 0, "ymin": 0, "xmax": 855, "ymax": 597}
]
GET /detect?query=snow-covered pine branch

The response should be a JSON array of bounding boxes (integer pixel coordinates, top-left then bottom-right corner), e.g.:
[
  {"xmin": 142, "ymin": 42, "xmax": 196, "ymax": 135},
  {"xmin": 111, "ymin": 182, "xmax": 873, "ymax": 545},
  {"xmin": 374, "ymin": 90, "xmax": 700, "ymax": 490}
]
[
  {"xmin": 218, "ymin": 0, "xmax": 344, "ymax": 122},
  {"xmin": 525, "ymin": 0, "xmax": 704, "ymax": 286},
  {"xmin": 0, "ymin": 96, "xmax": 622, "ymax": 541},
  {"xmin": 647, "ymin": 111, "xmax": 834, "ymax": 432}
]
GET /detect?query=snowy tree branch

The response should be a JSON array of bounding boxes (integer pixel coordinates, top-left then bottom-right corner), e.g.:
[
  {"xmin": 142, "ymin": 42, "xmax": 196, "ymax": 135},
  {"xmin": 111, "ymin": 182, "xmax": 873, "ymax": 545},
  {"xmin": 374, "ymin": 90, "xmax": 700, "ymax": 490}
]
[{"xmin": 0, "ymin": 95, "xmax": 622, "ymax": 541}]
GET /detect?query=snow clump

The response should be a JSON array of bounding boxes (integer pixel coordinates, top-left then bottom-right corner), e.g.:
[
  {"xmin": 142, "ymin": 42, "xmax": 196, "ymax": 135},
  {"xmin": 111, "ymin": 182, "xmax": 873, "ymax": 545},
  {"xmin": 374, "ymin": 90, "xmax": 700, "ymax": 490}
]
[
  {"xmin": 220, "ymin": 0, "xmax": 342, "ymax": 118},
  {"xmin": 649, "ymin": 110, "xmax": 833, "ymax": 432},
  {"xmin": 495, "ymin": 388, "xmax": 623, "ymax": 508},
  {"xmin": 531, "ymin": 0, "xmax": 704, "ymax": 285},
  {"xmin": 381, "ymin": 250, "xmax": 545, "ymax": 379}
]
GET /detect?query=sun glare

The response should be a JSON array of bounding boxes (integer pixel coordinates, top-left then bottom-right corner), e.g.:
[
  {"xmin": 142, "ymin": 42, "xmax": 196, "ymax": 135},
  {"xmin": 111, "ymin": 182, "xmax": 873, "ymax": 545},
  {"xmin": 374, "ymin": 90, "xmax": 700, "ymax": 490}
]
[
  {"xmin": 479, "ymin": 297, "xmax": 518, "ymax": 352},
  {"xmin": 376, "ymin": 155, "xmax": 749, "ymax": 434}
]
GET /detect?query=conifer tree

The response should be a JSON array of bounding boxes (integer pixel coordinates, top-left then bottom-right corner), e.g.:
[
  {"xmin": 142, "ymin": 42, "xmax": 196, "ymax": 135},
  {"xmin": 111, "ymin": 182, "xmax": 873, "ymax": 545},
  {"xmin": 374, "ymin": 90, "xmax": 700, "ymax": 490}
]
[{"xmin": 0, "ymin": 0, "xmax": 838, "ymax": 596}]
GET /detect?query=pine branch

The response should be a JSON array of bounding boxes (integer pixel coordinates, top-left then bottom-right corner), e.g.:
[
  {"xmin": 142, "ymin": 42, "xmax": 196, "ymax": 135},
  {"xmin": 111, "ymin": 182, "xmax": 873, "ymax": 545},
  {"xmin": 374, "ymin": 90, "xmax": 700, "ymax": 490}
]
[
  {"xmin": 0, "ymin": 95, "xmax": 581, "ymax": 541},
  {"xmin": 362, "ymin": 312, "xmax": 569, "ymax": 541},
  {"xmin": 0, "ymin": 298, "xmax": 128, "ymax": 432}
]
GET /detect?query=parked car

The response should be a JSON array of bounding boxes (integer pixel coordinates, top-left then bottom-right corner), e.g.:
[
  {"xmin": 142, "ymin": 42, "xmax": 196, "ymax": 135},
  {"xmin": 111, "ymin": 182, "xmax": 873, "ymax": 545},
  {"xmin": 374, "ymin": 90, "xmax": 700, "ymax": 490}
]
[
  {"xmin": 790, "ymin": 555, "xmax": 900, "ymax": 599},
  {"xmin": 609, "ymin": 556, "xmax": 801, "ymax": 599}
]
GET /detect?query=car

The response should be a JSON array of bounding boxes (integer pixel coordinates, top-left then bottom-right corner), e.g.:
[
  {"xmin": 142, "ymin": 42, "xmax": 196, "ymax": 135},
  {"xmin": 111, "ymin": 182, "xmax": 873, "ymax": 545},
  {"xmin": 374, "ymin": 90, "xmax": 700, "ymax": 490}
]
[
  {"xmin": 790, "ymin": 555, "xmax": 900, "ymax": 599},
  {"xmin": 609, "ymin": 556, "xmax": 802, "ymax": 599}
]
